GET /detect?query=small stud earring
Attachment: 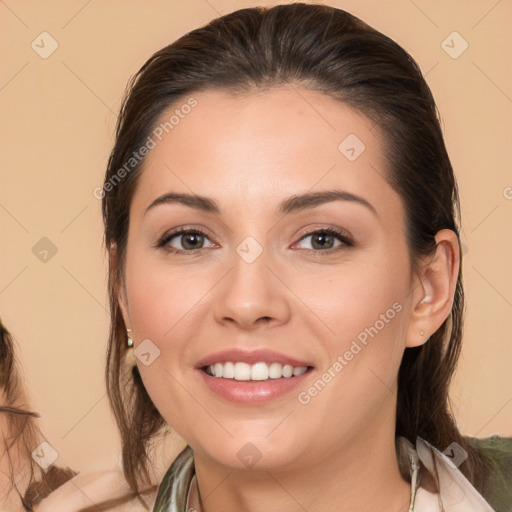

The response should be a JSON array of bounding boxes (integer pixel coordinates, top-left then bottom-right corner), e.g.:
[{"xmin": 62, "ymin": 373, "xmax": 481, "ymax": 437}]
[
  {"xmin": 125, "ymin": 329, "xmax": 136, "ymax": 367},
  {"xmin": 127, "ymin": 329, "xmax": 134, "ymax": 348}
]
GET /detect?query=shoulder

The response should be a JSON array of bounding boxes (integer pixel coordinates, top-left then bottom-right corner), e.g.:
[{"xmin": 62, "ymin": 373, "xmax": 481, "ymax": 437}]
[
  {"xmin": 468, "ymin": 434, "xmax": 512, "ymax": 475},
  {"xmin": 468, "ymin": 434, "xmax": 512, "ymax": 457},
  {"xmin": 467, "ymin": 435, "xmax": 512, "ymax": 512},
  {"xmin": 34, "ymin": 468, "xmax": 156, "ymax": 512}
]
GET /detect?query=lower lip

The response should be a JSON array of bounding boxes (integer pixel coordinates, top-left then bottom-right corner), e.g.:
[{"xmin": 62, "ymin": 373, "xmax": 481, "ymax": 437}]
[{"xmin": 196, "ymin": 368, "xmax": 313, "ymax": 404}]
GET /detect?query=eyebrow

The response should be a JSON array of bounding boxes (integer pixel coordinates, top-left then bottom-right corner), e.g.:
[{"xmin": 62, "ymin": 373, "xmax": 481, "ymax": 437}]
[{"xmin": 144, "ymin": 189, "xmax": 377, "ymax": 217}]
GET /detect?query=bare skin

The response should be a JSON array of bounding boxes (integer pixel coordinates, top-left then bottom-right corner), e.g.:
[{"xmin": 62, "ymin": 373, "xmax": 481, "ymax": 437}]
[
  {"xmin": 34, "ymin": 469, "xmax": 157, "ymax": 512},
  {"xmin": 115, "ymin": 86, "xmax": 459, "ymax": 512}
]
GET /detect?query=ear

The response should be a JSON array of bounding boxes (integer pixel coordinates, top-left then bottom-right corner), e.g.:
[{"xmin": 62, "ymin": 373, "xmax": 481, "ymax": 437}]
[
  {"xmin": 405, "ymin": 229, "xmax": 460, "ymax": 348},
  {"xmin": 109, "ymin": 243, "xmax": 131, "ymax": 329}
]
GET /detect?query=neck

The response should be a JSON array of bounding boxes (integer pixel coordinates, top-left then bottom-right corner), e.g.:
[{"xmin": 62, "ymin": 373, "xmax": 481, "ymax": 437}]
[{"xmin": 190, "ymin": 424, "xmax": 411, "ymax": 512}]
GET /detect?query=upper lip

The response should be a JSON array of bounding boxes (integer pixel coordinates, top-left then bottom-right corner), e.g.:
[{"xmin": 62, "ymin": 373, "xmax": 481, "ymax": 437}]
[{"xmin": 195, "ymin": 348, "xmax": 313, "ymax": 369}]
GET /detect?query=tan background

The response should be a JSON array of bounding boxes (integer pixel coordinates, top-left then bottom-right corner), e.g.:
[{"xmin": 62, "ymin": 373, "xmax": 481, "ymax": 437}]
[{"xmin": 1, "ymin": 0, "xmax": 511, "ymax": 475}]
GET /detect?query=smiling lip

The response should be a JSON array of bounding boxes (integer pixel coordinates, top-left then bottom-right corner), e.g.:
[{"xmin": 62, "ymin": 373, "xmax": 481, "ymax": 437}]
[
  {"xmin": 194, "ymin": 348, "xmax": 314, "ymax": 404},
  {"xmin": 197, "ymin": 369, "xmax": 312, "ymax": 403},
  {"xmin": 195, "ymin": 348, "xmax": 312, "ymax": 368}
]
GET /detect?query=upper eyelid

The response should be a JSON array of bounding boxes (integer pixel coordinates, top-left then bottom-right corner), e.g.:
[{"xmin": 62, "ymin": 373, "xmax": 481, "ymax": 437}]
[
  {"xmin": 293, "ymin": 228, "xmax": 353, "ymax": 249},
  {"xmin": 297, "ymin": 226, "xmax": 351, "ymax": 239},
  {"xmin": 161, "ymin": 226, "xmax": 352, "ymax": 249},
  {"xmin": 161, "ymin": 228, "xmax": 216, "ymax": 248}
]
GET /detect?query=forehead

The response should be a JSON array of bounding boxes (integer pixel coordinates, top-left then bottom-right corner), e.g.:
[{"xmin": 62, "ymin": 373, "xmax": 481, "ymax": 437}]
[{"xmin": 131, "ymin": 87, "xmax": 402, "ymax": 222}]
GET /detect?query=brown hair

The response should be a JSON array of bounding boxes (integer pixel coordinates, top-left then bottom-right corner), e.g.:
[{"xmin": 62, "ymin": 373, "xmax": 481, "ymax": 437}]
[
  {"xmin": 0, "ymin": 319, "xmax": 77, "ymax": 510},
  {"xmin": 101, "ymin": 3, "xmax": 491, "ymax": 508}
]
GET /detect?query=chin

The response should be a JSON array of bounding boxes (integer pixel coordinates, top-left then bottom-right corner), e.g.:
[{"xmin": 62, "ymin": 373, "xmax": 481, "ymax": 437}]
[{"xmin": 191, "ymin": 431, "xmax": 309, "ymax": 472}]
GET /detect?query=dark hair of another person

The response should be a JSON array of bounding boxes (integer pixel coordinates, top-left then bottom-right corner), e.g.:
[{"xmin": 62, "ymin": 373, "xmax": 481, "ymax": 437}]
[
  {"xmin": 97, "ymin": 3, "xmax": 492, "ymax": 509},
  {"xmin": 0, "ymin": 319, "xmax": 77, "ymax": 510}
]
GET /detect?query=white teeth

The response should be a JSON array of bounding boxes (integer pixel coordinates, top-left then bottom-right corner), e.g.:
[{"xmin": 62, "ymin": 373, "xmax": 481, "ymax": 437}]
[
  {"xmin": 268, "ymin": 362, "xmax": 282, "ymax": 379},
  {"xmin": 234, "ymin": 362, "xmax": 251, "ymax": 380},
  {"xmin": 207, "ymin": 361, "xmax": 309, "ymax": 381},
  {"xmin": 251, "ymin": 362, "xmax": 269, "ymax": 381},
  {"xmin": 282, "ymin": 364, "xmax": 293, "ymax": 378},
  {"xmin": 223, "ymin": 361, "xmax": 235, "ymax": 379},
  {"xmin": 293, "ymin": 366, "xmax": 308, "ymax": 376}
]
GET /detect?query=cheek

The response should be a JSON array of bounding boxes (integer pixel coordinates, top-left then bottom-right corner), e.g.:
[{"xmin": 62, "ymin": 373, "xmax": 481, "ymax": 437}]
[
  {"xmin": 122, "ymin": 254, "xmax": 207, "ymax": 437},
  {"xmin": 291, "ymin": 265, "xmax": 409, "ymax": 444},
  {"xmin": 297, "ymin": 254, "xmax": 411, "ymax": 414},
  {"xmin": 300, "ymin": 256, "xmax": 409, "ymax": 354},
  {"xmin": 124, "ymin": 248, "xmax": 211, "ymax": 342},
  {"xmin": 122, "ymin": 249, "xmax": 219, "ymax": 415}
]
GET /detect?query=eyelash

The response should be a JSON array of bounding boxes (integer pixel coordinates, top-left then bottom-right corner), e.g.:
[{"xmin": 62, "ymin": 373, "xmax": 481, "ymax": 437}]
[{"xmin": 156, "ymin": 226, "xmax": 354, "ymax": 256}]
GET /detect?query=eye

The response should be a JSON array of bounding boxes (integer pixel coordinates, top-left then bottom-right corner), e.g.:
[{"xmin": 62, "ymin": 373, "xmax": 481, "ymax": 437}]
[
  {"xmin": 157, "ymin": 228, "xmax": 216, "ymax": 253},
  {"xmin": 294, "ymin": 228, "xmax": 353, "ymax": 252}
]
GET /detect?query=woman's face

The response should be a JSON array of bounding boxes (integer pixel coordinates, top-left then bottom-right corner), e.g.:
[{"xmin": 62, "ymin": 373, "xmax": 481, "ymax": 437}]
[{"xmin": 118, "ymin": 87, "xmax": 427, "ymax": 471}]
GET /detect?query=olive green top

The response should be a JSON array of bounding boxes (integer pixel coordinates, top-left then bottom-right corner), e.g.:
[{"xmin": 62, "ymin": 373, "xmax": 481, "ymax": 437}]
[
  {"xmin": 152, "ymin": 435, "xmax": 512, "ymax": 512},
  {"xmin": 467, "ymin": 436, "xmax": 512, "ymax": 512}
]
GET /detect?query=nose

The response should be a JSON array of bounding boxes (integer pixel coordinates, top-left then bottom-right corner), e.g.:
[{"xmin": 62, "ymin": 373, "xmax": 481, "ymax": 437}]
[{"xmin": 213, "ymin": 248, "xmax": 291, "ymax": 331}]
